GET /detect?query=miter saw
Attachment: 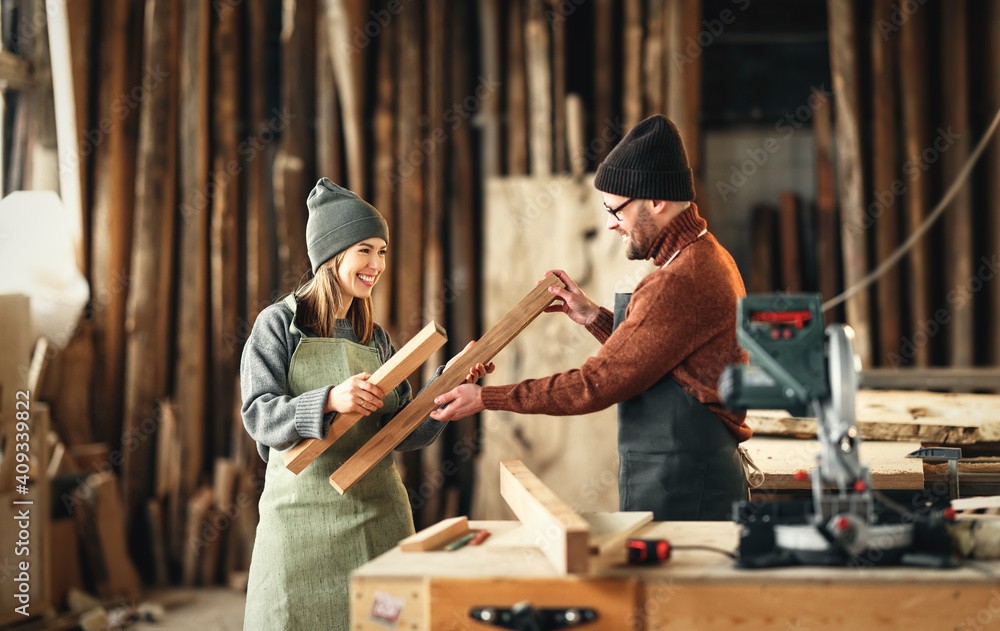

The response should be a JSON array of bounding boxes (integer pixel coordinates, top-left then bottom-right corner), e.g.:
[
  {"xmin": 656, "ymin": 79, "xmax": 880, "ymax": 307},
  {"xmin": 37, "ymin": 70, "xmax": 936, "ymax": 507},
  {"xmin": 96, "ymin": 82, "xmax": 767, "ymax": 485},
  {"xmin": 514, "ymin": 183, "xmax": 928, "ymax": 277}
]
[{"xmin": 719, "ymin": 294, "xmax": 956, "ymax": 568}]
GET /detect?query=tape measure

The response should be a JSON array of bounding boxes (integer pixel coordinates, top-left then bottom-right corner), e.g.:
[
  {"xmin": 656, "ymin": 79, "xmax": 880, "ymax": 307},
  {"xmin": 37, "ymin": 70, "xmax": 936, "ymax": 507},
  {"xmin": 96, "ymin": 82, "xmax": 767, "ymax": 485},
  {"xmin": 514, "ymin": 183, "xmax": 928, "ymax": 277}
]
[{"xmin": 626, "ymin": 538, "xmax": 671, "ymax": 564}]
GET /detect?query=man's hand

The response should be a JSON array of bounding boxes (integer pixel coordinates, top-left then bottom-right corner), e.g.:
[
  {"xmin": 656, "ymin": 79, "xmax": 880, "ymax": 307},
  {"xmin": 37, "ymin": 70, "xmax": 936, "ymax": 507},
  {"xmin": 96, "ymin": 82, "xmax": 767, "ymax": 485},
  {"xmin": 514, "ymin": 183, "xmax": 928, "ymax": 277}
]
[
  {"xmin": 445, "ymin": 340, "xmax": 496, "ymax": 384},
  {"xmin": 540, "ymin": 269, "xmax": 599, "ymax": 326},
  {"xmin": 325, "ymin": 372, "xmax": 385, "ymax": 416},
  {"xmin": 430, "ymin": 384, "xmax": 484, "ymax": 421}
]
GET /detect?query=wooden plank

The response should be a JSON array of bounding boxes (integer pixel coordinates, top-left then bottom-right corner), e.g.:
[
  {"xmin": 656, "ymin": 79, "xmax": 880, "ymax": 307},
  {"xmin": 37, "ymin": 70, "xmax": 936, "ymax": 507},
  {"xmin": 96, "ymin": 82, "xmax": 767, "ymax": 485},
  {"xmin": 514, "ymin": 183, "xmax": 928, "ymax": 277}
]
[
  {"xmin": 593, "ymin": 0, "xmax": 613, "ymax": 164},
  {"xmin": 861, "ymin": 367, "xmax": 1000, "ymax": 392},
  {"xmin": 174, "ymin": 0, "xmax": 211, "ymax": 562},
  {"xmin": 477, "ymin": 0, "xmax": 501, "ymax": 178},
  {"xmin": 566, "ymin": 93, "xmax": 586, "ymax": 178},
  {"xmin": 147, "ymin": 498, "xmax": 170, "ymax": 587},
  {"xmin": 992, "ymin": 0, "xmax": 1000, "ymax": 367},
  {"xmin": 499, "ymin": 460, "xmax": 590, "ymax": 574},
  {"xmin": 813, "ymin": 73, "xmax": 838, "ymax": 313},
  {"xmin": 122, "ymin": 0, "xmax": 179, "ymax": 534},
  {"xmin": 941, "ymin": 0, "xmax": 974, "ymax": 368},
  {"xmin": 898, "ymin": 3, "xmax": 930, "ymax": 367},
  {"xmin": 322, "ymin": 0, "xmax": 365, "ymax": 196},
  {"xmin": 552, "ymin": 5, "xmax": 566, "ymax": 174},
  {"xmin": 182, "ymin": 485, "xmax": 214, "ymax": 586},
  {"xmin": 399, "ymin": 516, "xmax": 470, "ymax": 552},
  {"xmin": 871, "ymin": 0, "xmax": 901, "ymax": 367},
  {"xmin": 525, "ymin": 0, "xmax": 552, "ymax": 176},
  {"xmin": 283, "ymin": 320, "xmax": 448, "ymax": 473},
  {"xmin": 745, "ymin": 389, "xmax": 1000, "ymax": 444},
  {"xmin": 827, "ymin": 0, "xmax": 872, "ymax": 367},
  {"xmin": 778, "ymin": 192, "xmax": 801, "ymax": 292},
  {"xmin": 330, "ymin": 275, "xmax": 566, "ymax": 494},
  {"xmin": 506, "ymin": 0, "xmax": 528, "ymax": 174},
  {"xmin": 743, "ymin": 437, "xmax": 923, "ymax": 490},
  {"xmin": 623, "ymin": 0, "xmax": 642, "ymax": 130},
  {"xmin": 952, "ymin": 496, "xmax": 1000, "ymax": 512},
  {"xmin": 583, "ymin": 511, "xmax": 654, "ymax": 555},
  {"xmin": 91, "ymin": 473, "xmax": 142, "ymax": 598},
  {"xmin": 371, "ymin": 7, "xmax": 395, "ymax": 333},
  {"xmin": 643, "ymin": 0, "xmax": 665, "ymax": 117},
  {"xmin": 749, "ymin": 205, "xmax": 775, "ymax": 292}
]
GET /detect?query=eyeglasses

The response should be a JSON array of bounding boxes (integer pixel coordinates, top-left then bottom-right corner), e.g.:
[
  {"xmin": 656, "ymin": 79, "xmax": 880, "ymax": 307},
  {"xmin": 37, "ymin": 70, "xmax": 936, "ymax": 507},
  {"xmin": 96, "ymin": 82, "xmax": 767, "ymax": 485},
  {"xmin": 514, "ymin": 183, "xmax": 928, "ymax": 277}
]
[{"xmin": 604, "ymin": 198, "xmax": 635, "ymax": 220}]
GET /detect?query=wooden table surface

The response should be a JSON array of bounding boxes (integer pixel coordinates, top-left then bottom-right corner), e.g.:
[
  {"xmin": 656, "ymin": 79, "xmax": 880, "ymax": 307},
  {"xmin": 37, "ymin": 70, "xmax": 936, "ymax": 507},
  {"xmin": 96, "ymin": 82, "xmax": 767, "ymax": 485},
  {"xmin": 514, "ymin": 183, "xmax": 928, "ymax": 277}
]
[{"xmin": 352, "ymin": 520, "xmax": 1000, "ymax": 630}]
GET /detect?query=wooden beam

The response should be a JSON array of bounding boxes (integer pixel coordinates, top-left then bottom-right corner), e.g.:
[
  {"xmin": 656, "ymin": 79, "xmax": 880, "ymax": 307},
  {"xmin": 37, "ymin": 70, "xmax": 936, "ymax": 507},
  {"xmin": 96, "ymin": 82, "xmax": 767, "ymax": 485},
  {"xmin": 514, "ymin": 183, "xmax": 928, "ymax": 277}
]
[
  {"xmin": 860, "ymin": 368, "xmax": 1000, "ymax": 393},
  {"xmin": 871, "ymin": 0, "xmax": 900, "ymax": 367},
  {"xmin": 506, "ymin": 0, "xmax": 528, "ymax": 175},
  {"xmin": 941, "ymin": 0, "xmax": 973, "ymax": 368},
  {"xmin": 525, "ymin": 0, "xmax": 552, "ymax": 176},
  {"xmin": 499, "ymin": 460, "xmax": 590, "ymax": 574},
  {"xmin": 283, "ymin": 321, "xmax": 448, "ymax": 474},
  {"xmin": 399, "ymin": 516, "xmax": 470, "ymax": 552},
  {"xmin": 623, "ymin": 0, "xmax": 642, "ymax": 129},
  {"xmin": 827, "ymin": 0, "xmax": 872, "ymax": 366},
  {"xmin": 322, "ymin": 0, "xmax": 365, "ymax": 196},
  {"xmin": 477, "ymin": 0, "xmax": 501, "ymax": 178},
  {"xmin": 329, "ymin": 275, "xmax": 566, "ymax": 494},
  {"xmin": 813, "ymin": 76, "xmax": 838, "ymax": 312},
  {"xmin": 778, "ymin": 192, "xmax": 801, "ymax": 292},
  {"xmin": 898, "ymin": 2, "xmax": 930, "ymax": 367},
  {"xmin": 643, "ymin": 0, "xmax": 664, "ymax": 117},
  {"xmin": 593, "ymin": 0, "xmax": 613, "ymax": 164}
]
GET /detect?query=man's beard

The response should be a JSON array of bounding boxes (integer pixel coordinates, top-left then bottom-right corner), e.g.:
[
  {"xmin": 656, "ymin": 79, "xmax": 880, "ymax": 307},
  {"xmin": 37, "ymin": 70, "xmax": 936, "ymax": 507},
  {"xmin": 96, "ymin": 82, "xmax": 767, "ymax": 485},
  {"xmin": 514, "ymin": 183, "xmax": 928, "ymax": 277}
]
[{"xmin": 624, "ymin": 205, "xmax": 656, "ymax": 260}]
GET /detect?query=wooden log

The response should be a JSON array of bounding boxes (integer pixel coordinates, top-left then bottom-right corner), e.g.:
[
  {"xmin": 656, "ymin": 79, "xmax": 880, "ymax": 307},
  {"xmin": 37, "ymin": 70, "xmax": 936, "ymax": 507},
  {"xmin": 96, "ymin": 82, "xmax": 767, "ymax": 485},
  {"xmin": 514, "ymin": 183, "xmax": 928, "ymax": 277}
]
[
  {"xmin": 477, "ymin": 0, "xmax": 501, "ymax": 178},
  {"xmin": 329, "ymin": 275, "xmax": 565, "ymax": 494},
  {"xmin": 941, "ymin": 0, "xmax": 973, "ymax": 367},
  {"xmin": 991, "ymin": 0, "xmax": 1000, "ymax": 366},
  {"xmin": 506, "ymin": 0, "xmax": 528, "ymax": 174},
  {"xmin": 898, "ymin": 3, "xmax": 930, "ymax": 367},
  {"xmin": 122, "ymin": 0, "xmax": 178, "ymax": 535},
  {"xmin": 827, "ymin": 0, "xmax": 872, "ymax": 366},
  {"xmin": 174, "ymin": 0, "xmax": 211, "ymax": 562},
  {"xmin": 210, "ymin": 0, "xmax": 243, "ymax": 462},
  {"xmin": 623, "ymin": 0, "xmax": 642, "ymax": 129},
  {"xmin": 321, "ymin": 0, "xmax": 365, "ymax": 196},
  {"xmin": 399, "ymin": 516, "xmax": 470, "ymax": 552},
  {"xmin": 283, "ymin": 321, "xmax": 448, "ymax": 473},
  {"xmin": 245, "ymin": 0, "xmax": 275, "ymax": 320},
  {"xmin": 524, "ymin": 0, "xmax": 552, "ymax": 176},
  {"xmin": 371, "ymin": 8, "xmax": 395, "ymax": 333},
  {"xmin": 499, "ymin": 460, "xmax": 590, "ymax": 574},
  {"xmin": 813, "ymin": 76, "xmax": 839, "ymax": 312},
  {"xmin": 89, "ymin": 0, "xmax": 142, "ymax": 450},
  {"xmin": 778, "ymin": 192, "xmax": 801, "ymax": 292},
  {"xmin": 871, "ymin": 0, "xmax": 901, "ymax": 367}
]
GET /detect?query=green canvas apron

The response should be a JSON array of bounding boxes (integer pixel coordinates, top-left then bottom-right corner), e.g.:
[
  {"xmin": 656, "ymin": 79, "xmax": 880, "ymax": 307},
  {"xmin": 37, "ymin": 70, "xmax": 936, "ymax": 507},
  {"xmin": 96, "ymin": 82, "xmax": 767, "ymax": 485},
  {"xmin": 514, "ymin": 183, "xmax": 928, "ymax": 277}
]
[{"xmin": 244, "ymin": 297, "xmax": 413, "ymax": 631}]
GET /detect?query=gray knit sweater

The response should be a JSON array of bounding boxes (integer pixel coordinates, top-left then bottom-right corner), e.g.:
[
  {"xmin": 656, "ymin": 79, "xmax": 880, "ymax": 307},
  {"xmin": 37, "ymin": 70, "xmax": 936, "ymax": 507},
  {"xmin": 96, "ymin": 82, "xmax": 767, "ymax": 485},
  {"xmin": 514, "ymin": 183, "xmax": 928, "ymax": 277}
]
[{"xmin": 240, "ymin": 299, "xmax": 447, "ymax": 463}]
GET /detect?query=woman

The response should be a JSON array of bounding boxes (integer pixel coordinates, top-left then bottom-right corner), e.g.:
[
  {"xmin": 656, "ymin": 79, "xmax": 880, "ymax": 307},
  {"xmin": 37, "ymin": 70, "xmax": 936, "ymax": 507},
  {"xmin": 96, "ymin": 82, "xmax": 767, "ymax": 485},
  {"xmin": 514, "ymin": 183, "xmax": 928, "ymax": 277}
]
[{"xmin": 240, "ymin": 178, "xmax": 489, "ymax": 630}]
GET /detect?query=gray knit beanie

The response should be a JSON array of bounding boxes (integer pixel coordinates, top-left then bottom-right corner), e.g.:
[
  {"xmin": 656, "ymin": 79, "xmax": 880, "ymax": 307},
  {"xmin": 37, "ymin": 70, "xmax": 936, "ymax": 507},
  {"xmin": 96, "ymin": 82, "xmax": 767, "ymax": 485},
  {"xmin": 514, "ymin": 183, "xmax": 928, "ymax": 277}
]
[
  {"xmin": 594, "ymin": 115, "xmax": 695, "ymax": 201},
  {"xmin": 305, "ymin": 178, "xmax": 389, "ymax": 273}
]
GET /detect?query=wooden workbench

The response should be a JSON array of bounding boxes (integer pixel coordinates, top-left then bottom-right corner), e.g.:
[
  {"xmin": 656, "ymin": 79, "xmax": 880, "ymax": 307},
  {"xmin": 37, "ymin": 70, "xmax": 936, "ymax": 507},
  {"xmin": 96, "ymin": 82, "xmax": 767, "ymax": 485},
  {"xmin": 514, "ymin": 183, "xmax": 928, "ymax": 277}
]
[{"xmin": 352, "ymin": 520, "xmax": 1000, "ymax": 630}]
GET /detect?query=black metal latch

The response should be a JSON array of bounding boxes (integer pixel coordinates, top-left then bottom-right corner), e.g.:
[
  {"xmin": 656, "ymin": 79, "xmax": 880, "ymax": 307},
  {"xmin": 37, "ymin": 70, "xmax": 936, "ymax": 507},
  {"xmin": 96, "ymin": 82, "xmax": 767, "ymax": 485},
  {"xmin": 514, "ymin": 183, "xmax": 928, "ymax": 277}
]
[{"xmin": 469, "ymin": 601, "xmax": 598, "ymax": 630}]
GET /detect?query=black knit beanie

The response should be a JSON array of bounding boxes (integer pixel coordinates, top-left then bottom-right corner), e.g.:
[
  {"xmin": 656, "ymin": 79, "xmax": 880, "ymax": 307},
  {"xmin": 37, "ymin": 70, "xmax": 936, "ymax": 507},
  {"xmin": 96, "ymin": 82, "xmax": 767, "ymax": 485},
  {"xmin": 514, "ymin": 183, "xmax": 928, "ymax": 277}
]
[{"xmin": 594, "ymin": 115, "xmax": 695, "ymax": 201}]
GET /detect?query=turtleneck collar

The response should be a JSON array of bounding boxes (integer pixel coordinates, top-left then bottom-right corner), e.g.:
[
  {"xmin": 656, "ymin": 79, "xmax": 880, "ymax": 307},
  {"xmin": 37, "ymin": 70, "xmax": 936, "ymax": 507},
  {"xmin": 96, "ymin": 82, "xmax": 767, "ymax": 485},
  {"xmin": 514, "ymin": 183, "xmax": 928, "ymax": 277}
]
[{"xmin": 647, "ymin": 203, "xmax": 708, "ymax": 267}]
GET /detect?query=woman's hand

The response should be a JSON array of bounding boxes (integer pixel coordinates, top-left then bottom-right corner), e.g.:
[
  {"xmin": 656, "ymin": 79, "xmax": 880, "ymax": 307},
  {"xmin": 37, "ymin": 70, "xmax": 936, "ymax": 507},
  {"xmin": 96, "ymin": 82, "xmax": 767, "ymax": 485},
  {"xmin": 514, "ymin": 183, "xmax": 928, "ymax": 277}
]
[
  {"xmin": 446, "ymin": 340, "xmax": 496, "ymax": 384},
  {"xmin": 325, "ymin": 372, "xmax": 385, "ymax": 416},
  {"xmin": 540, "ymin": 270, "xmax": 599, "ymax": 326},
  {"xmin": 430, "ymin": 384, "xmax": 484, "ymax": 422}
]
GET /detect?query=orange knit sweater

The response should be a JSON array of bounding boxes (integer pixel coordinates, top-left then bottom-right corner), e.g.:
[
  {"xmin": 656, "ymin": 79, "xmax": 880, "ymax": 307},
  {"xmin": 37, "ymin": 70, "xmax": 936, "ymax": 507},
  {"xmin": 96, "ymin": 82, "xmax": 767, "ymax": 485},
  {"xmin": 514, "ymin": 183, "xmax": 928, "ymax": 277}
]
[{"xmin": 480, "ymin": 203, "xmax": 752, "ymax": 442}]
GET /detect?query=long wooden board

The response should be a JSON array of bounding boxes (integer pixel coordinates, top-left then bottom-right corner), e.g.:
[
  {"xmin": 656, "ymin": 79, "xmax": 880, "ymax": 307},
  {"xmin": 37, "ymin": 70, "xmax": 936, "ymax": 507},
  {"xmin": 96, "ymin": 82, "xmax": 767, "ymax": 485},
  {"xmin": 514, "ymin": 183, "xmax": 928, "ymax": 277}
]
[
  {"xmin": 746, "ymin": 390, "xmax": 1000, "ymax": 444},
  {"xmin": 329, "ymin": 275, "xmax": 565, "ymax": 493},
  {"xmin": 284, "ymin": 321, "xmax": 448, "ymax": 473},
  {"xmin": 500, "ymin": 460, "xmax": 590, "ymax": 575},
  {"xmin": 399, "ymin": 516, "xmax": 469, "ymax": 552}
]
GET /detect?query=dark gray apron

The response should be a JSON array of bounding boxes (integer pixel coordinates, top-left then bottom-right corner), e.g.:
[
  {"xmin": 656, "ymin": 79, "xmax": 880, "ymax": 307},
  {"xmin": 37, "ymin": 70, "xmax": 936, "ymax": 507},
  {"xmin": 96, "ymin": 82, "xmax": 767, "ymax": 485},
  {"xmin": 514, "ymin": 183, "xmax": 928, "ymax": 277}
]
[{"xmin": 613, "ymin": 293, "xmax": 747, "ymax": 521}]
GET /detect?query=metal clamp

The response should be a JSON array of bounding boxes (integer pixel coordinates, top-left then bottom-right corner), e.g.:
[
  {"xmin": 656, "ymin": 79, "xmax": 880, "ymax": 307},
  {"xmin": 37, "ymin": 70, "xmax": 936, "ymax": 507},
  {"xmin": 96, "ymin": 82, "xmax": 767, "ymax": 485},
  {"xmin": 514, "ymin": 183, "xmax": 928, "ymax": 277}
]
[
  {"xmin": 907, "ymin": 447, "xmax": 962, "ymax": 499},
  {"xmin": 469, "ymin": 601, "xmax": 598, "ymax": 630}
]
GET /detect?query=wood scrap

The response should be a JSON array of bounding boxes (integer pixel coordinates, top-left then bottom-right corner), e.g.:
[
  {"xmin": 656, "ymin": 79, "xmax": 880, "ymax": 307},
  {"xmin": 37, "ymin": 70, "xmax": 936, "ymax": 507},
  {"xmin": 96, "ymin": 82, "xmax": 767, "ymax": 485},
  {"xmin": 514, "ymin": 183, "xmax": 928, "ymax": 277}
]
[
  {"xmin": 182, "ymin": 485, "xmax": 214, "ymax": 586},
  {"xmin": 399, "ymin": 516, "xmax": 470, "ymax": 552},
  {"xmin": 329, "ymin": 275, "xmax": 565, "ymax": 494},
  {"xmin": 584, "ymin": 511, "xmax": 654, "ymax": 555}
]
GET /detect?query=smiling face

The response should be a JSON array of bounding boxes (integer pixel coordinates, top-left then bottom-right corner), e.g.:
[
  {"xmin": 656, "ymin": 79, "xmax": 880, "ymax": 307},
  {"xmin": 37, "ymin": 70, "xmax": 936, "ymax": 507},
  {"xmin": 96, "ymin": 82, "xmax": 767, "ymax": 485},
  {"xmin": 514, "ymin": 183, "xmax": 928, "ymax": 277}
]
[
  {"xmin": 603, "ymin": 193, "xmax": 658, "ymax": 260},
  {"xmin": 334, "ymin": 238, "xmax": 388, "ymax": 310}
]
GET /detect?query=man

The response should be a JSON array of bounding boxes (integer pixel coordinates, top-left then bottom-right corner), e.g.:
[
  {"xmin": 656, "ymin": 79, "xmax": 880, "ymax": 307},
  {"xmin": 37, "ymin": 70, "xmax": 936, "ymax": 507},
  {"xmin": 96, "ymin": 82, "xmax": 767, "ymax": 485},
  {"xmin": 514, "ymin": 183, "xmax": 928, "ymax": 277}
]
[{"xmin": 431, "ymin": 115, "xmax": 752, "ymax": 521}]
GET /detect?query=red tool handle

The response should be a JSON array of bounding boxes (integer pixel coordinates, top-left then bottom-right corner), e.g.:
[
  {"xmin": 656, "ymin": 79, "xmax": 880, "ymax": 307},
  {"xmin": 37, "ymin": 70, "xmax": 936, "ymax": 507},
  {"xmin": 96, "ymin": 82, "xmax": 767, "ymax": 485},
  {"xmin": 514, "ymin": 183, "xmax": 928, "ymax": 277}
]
[{"xmin": 626, "ymin": 539, "xmax": 671, "ymax": 564}]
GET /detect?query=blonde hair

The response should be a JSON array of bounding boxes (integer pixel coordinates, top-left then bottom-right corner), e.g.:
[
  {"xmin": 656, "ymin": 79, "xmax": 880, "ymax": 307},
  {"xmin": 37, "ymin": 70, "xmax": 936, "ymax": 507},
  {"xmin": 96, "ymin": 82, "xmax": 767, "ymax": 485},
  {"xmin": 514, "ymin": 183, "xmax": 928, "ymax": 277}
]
[{"xmin": 293, "ymin": 251, "xmax": 375, "ymax": 344}]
